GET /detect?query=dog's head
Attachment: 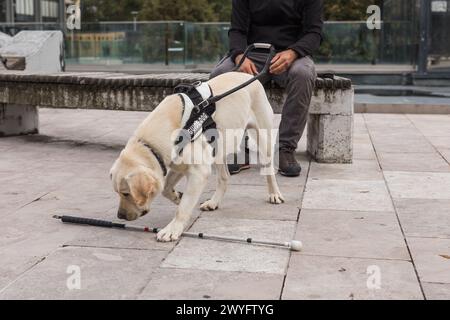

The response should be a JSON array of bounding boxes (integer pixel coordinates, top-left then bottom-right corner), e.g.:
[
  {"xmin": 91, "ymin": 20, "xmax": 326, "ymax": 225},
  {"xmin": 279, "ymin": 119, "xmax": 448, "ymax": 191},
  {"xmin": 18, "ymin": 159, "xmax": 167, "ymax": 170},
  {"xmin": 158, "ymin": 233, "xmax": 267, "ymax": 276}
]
[{"xmin": 110, "ymin": 154, "xmax": 161, "ymax": 221}]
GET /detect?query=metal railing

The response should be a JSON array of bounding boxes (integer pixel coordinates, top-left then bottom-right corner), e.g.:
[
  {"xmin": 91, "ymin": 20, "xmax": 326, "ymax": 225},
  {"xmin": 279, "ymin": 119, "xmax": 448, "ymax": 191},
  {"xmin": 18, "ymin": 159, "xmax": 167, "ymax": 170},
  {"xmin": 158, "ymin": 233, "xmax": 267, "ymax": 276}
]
[{"xmin": 0, "ymin": 20, "xmax": 420, "ymax": 68}]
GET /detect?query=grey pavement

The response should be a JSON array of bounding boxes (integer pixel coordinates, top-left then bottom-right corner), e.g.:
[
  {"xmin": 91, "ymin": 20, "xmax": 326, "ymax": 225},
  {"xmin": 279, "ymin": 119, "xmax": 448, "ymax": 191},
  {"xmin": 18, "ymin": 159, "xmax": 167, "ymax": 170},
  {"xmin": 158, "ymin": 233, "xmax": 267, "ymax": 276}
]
[{"xmin": 1, "ymin": 109, "xmax": 450, "ymax": 300}]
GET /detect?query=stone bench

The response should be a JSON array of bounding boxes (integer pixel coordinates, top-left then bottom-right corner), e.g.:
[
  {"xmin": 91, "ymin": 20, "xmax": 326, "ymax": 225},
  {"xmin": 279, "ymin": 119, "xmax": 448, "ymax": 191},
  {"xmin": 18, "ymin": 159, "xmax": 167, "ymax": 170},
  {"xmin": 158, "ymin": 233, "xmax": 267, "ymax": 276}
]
[{"xmin": 0, "ymin": 72, "xmax": 354, "ymax": 163}]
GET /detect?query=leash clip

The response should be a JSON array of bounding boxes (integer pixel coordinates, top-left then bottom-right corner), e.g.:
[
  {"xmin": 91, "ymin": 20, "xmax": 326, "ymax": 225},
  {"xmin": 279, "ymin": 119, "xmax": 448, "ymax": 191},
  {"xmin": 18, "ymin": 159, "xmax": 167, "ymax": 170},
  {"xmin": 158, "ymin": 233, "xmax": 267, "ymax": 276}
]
[{"xmin": 197, "ymin": 99, "xmax": 210, "ymax": 110}]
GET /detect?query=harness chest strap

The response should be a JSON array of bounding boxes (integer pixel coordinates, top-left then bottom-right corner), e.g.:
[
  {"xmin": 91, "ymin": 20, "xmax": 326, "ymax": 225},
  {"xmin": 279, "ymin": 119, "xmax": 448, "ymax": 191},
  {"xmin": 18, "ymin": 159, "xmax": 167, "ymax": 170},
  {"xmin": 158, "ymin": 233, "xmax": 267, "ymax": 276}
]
[{"xmin": 175, "ymin": 81, "xmax": 217, "ymax": 143}]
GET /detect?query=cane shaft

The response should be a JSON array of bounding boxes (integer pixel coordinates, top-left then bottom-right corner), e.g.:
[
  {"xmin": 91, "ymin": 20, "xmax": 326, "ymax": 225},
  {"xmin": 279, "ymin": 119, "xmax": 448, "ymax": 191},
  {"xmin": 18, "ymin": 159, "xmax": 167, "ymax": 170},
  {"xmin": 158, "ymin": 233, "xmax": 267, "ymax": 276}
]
[{"xmin": 56, "ymin": 215, "xmax": 126, "ymax": 229}]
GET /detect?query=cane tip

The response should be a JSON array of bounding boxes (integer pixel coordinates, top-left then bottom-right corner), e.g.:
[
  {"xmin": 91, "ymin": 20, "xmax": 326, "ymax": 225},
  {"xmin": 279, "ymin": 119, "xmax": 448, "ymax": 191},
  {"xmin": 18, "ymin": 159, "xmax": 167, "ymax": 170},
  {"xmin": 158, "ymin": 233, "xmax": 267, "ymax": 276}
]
[{"xmin": 290, "ymin": 240, "xmax": 303, "ymax": 251}]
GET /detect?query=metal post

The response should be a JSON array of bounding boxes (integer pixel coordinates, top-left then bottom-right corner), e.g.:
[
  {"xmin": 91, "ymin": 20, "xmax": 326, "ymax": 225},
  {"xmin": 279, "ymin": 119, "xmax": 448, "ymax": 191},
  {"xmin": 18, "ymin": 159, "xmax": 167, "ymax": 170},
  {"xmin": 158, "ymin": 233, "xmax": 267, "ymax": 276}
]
[
  {"xmin": 6, "ymin": 0, "xmax": 14, "ymax": 23},
  {"xmin": 59, "ymin": 0, "xmax": 66, "ymax": 29},
  {"xmin": 418, "ymin": 0, "xmax": 430, "ymax": 75},
  {"xmin": 165, "ymin": 22, "xmax": 169, "ymax": 66},
  {"xmin": 33, "ymin": 0, "xmax": 41, "ymax": 23},
  {"xmin": 131, "ymin": 11, "xmax": 138, "ymax": 32},
  {"xmin": 183, "ymin": 22, "xmax": 187, "ymax": 66}
]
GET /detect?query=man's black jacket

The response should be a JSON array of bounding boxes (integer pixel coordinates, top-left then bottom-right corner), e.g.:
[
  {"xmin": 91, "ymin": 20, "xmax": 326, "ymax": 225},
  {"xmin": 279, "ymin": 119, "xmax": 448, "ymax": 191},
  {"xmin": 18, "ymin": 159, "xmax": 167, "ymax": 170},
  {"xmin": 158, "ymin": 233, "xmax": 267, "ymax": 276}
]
[{"xmin": 229, "ymin": 0, "xmax": 324, "ymax": 60}]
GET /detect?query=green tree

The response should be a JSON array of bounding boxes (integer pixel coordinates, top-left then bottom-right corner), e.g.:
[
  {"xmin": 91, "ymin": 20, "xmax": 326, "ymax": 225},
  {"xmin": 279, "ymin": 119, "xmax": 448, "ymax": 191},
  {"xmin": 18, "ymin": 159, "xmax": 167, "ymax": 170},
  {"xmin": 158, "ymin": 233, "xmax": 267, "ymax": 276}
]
[
  {"xmin": 139, "ymin": 0, "xmax": 215, "ymax": 21},
  {"xmin": 325, "ymin": 0, "xmax": 383, "ymax": 20},
  {"xmin": 208, "ymin": 0, "xmax": 232, "ymax": 21},
  {"xmin": 82, "ymin": 0, "xmax": 144, "ymax": 22},
  {"xmin": 82, "ymin": 0, "xmax": 385, "ymax": 23}
]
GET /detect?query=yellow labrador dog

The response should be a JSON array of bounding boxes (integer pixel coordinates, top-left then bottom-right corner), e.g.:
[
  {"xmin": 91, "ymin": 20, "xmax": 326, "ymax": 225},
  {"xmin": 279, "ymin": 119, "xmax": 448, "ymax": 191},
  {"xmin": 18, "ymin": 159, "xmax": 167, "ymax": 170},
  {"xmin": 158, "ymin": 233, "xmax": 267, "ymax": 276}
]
[{"xmin": 110, "ymin": 72, "xmax": 284, "ymax": 242}]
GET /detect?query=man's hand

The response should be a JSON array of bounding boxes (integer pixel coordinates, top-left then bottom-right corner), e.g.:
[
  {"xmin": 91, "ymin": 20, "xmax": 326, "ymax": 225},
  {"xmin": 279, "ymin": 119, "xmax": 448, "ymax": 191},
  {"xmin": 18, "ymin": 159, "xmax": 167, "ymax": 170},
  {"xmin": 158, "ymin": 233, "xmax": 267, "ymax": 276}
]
[
  {"xmin": 270, "ymin": 49, "xmax": 299, "ymax": 75},
  {"xmin": 235, "ymin": 54, "xmax": 259, "ymax": 75}
]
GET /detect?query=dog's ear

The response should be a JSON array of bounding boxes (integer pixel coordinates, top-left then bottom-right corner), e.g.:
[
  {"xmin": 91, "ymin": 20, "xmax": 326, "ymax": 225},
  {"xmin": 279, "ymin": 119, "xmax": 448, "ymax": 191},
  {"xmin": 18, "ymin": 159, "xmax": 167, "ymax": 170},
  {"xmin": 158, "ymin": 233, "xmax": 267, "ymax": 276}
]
[{"xmin": 126, "ymin": 170, "xmax": 157, "ymax": 207}]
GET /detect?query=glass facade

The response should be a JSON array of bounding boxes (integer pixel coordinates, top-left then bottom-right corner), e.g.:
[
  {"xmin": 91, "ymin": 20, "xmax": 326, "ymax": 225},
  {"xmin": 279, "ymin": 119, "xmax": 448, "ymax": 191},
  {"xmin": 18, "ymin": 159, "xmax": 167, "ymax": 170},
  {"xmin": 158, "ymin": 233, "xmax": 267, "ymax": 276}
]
[
  {"xmin": 0, "ymin": 1, "xmax": 6, "ymax": 22},
  {"xmin": 0, "ymin": 0, "xmax": 62, "ymax": 23},
  {"xmin": 14, "ymin": 0, "xmax": 35, "ymax": 22},
  {"xmin": 62, "ymin": 20, "xmax": 421, "ymax": 67},
  {"xmin": 41, "ymin": 0, "xmax": 59, "ymax": 22},
  {"xmin": 429, "ymin": 0, "xmax": 450, "ymax": 72},
  {"xmin": 0, "ymin": 0, "xmax": 448, "ymax": 74}
]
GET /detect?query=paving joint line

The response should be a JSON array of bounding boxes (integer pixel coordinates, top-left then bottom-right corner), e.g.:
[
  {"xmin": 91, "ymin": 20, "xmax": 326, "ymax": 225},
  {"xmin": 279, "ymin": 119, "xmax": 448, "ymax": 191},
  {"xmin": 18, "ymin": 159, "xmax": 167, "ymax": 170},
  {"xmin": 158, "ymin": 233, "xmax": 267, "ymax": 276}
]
[
  {"xmin": 61, "ymin": 244, "xmax": 170, "ymax": 252},
  {"xmin": 0, "ymin": 248, "xmax": 58, "ymax": 295},
  {"xmin": 363, "ymin": 113, "xmax": 427, "ymax": 300},
  {"xmin": 296, "ymin": 252, "xmax": 412, "ymax": 262},
  {"xmin": 16, "ymin": 191, "xmax": 52, "ymax": 211},
  {"xmin": 134, "ymin": 215, "xmax": 203, "ymax": 298},
  {"xmin": 405, "ymin": 114, "xmax": 450, "ymax": 167},
  {"xmin": 279, "ymin": 157, "xmax": 312, "ymax": 300}
]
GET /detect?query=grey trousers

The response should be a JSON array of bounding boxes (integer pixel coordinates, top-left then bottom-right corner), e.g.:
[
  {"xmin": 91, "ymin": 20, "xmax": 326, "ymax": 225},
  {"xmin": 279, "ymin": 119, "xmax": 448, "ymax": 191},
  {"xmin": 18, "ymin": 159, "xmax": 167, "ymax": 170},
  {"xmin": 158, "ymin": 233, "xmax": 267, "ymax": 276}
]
[{"xmin": 210, "ymin": 53, "xmax": 317, "ymax": 150}]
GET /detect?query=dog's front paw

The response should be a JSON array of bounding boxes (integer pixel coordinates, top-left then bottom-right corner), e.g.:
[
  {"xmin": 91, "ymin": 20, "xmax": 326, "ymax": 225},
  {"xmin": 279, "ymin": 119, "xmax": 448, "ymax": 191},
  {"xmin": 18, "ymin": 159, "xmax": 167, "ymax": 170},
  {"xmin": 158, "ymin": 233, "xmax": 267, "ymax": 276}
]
[
  {"xmin": 269, "ymin": 193, "xmax": 285, "ymax": 204},
  {"xmin": 200, "ymin": 199, "xmax": 219, "ymax": 211},
  {"xmin": 157, "ymin": 220, "xmax": 185, "ymax": 242}
]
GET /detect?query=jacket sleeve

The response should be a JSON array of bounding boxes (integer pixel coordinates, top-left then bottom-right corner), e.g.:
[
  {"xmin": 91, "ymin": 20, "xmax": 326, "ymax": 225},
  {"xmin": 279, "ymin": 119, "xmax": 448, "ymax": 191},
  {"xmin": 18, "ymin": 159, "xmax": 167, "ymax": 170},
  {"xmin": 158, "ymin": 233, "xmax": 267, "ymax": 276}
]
[
  {"xmin": 288, "ymin": 0, "xmax": 324, "ymax": 57},
  {"xmin": 228, "ymin": 0, "xmax": 250, "ymax": 62}
]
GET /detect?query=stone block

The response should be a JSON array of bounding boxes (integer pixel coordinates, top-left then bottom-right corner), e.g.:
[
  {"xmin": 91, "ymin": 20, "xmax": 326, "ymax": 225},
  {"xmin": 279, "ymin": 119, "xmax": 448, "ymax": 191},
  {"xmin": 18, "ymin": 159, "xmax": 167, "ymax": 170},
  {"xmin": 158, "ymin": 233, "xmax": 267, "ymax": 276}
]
[
  {"xmin": 309, "ymin": 88, "xmax": 354, "ymax": 116},
  {"xmin": 0, "ymin": 104, "xmax": 38, "ymax": 137},
  {"xmin": 307, "ymin": 114, "xmax": 353, "ymax": 163}
]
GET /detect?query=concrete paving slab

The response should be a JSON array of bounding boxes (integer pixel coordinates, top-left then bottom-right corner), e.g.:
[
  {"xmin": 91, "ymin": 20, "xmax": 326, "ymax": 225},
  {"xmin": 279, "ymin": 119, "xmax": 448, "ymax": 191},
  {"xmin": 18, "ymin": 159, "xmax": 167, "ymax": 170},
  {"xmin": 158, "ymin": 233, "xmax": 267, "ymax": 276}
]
[
  {"xmin": 408, "ymin": 237, "xmax": 450, "ymax": 284},
  {"xmin": 203, "ymin": 184, "xmax": 301, "ymax": 221},
  {"xmin": 0, "ymin": 198, "xmax": 111, "ymax": 248},
  {"xmin": 364, "ymin": 114, "xmax": 413, "ymax": 129},
  {"xmin": 385, "ymin": 171, "xmax": 450, "ymax": 199},
  {"xmin": 309, "ymin": 160, "xmax": 383, "ymax": 181},
  {"xmin": 297, "ymin": 209, "xmax": 409, "ymax": 260},
  {"xmin": 407, "ymin": 115, "xmax": 450, "ymax": 137},
  {"xmin": 370, "ymin": 133, "xmax": 436, "ymax": 154},
  {"xmin": 0, "ymin": 247, "xmax": 166, "ymax": 300},
  {"xmin": 139, "ymin": 268, "xmax": 284, "ymax": 300},
  {"xmin": 426, "ymin": 136, "xmax": 450, "ymax": 150},
  {"xmin": 302, "ymin": 179, "xmax": 394, "ymax": 212},
  {"xmin": 0, "ymin": 202, "xmax": 119, "ymax": 290},
  {"xmin": 353, "ymin": 141, "xmax": 377, "ymax": 160},
  {"xmin": 394, "ymin": 199, "xmax": 450, "ymax": 238},
  {"xmin": 282, "ymin": 255, "xmax": 423, "ymax": 300},
  {"xmin": 353, "ymin": 114, "xmax": 369, "ymax": 135},
  {"xmin": 162, "ymin": 217, "xmax": 296, "ymax": 274},
  {"xmin": 1, "ymin": 143, "xmax": 119, "ymax": 165},
  {"xmin": 0, "ymin": 245, "xmax": 51, "ymax": 291},
  {"xmin": 378, "ymin": 152, "xmax": 450, "ymax": 172},
  {"xmin": 422, "ymin": 282, "xmax": 450, "ymax": 300}
]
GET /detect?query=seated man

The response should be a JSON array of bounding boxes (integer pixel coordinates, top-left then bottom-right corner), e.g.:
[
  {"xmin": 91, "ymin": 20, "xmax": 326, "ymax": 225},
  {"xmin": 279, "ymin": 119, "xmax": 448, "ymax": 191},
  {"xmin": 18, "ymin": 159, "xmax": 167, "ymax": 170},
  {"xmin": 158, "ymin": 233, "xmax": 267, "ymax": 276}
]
[{"xmin": 210, "ymin": 0, "xmax": 323, "ymax": 177}]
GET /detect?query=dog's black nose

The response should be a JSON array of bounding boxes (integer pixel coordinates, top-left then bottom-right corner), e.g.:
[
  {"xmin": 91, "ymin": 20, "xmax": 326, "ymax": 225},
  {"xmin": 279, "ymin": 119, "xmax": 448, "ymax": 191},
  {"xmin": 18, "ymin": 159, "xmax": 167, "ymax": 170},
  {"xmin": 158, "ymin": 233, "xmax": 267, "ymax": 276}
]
[
  {"xmin": 141, "ymin": 210, "xmax": 149, "ymax": 216},
  {"xmin": 117, "ymin": 210, "xmax": 127, "ymax": 220}
]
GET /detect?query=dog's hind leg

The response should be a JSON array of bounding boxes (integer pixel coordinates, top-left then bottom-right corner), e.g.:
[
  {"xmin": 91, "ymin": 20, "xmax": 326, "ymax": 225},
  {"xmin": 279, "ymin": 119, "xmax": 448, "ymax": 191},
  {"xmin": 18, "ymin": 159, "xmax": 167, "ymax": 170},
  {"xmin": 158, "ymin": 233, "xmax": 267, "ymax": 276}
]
[
  {"xmin": 162, "ymin": 169, "xmax": 184, "ymax": 205},
  {"xmin": 249, "ymin": 92, "xmax": 284, "ymax": 204},
  {"xmin": 253, "ymin": 128, "xmax": 285, "ymax": 204},
  {"xmin": 200, "ymin": 163, "xmax": 229, "ymax": 211},
  {"xmin": 157, "ymin": 165, "xmax": 211, "ymax": 242}
]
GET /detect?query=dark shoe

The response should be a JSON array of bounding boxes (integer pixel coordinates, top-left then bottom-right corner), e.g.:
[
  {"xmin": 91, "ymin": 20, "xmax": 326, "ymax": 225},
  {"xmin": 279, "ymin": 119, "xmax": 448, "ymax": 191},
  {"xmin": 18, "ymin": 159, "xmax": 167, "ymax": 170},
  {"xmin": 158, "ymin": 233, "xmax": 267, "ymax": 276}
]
[
  {"xmin": 227, "ymin": 148, "xmax": 250, "ymax": 175},
  {"xmin": 278, "ymin": 148, "xmax": 301, "ymax": 177},
  {"xmin": 227, "ymin": 163, "xmax": 251, "ymax": 175}
]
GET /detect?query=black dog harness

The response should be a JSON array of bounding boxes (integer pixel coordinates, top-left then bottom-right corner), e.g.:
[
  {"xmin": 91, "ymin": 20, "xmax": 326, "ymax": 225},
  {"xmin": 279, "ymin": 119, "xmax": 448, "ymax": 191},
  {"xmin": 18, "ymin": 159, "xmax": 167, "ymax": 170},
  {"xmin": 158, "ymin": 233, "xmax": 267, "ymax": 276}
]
[{"xmin": 174, "ymin": 81, "xmax": 217, "ymax": 145}]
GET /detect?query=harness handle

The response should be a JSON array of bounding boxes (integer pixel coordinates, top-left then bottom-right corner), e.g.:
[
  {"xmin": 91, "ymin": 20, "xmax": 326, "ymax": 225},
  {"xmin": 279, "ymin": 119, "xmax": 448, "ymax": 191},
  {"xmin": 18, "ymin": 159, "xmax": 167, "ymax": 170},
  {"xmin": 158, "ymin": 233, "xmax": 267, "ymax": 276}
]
[
  {"xmin": 203, "ymin": 43, "xmax": 276, "ymax": 105},
  {"xmin": 234, "ymin": 43, "xmax": 276, "ymax": 75}
]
